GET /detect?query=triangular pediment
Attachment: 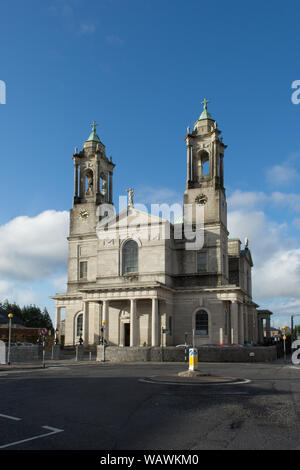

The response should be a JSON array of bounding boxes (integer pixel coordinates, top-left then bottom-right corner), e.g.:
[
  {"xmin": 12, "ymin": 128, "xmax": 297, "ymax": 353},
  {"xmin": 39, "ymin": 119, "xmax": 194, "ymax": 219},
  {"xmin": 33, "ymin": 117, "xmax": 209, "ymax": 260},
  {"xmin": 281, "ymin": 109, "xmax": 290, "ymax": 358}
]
[{"xmin": 98, "ymin": 207, "xmax": 169, "ymax": 230}]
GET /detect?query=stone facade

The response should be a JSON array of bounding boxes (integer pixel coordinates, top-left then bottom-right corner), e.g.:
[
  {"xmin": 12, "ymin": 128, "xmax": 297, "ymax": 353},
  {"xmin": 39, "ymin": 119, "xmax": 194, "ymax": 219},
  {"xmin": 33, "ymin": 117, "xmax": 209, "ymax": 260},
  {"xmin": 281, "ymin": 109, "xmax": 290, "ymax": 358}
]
[{"xmin": 52, "ymin": 106, "xmax": 266, "ymax": 349}]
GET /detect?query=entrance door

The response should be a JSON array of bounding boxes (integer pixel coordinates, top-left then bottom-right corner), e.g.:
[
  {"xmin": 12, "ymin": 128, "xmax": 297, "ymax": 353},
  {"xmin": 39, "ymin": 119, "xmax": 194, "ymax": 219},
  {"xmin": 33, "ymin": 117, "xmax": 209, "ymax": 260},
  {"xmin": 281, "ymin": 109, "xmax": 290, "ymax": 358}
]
[{"xmin": 124, "ymin": 323, "xmax": 130, "ymax": 347}]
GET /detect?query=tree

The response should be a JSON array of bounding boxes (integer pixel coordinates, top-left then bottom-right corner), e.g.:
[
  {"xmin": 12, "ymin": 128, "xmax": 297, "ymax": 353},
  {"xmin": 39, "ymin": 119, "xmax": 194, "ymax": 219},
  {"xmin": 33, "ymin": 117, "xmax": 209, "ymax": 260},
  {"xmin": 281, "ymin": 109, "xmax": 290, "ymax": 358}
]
[{"xmin": 0, "ymin": 300, "xmax": 53, "ymax": 331}]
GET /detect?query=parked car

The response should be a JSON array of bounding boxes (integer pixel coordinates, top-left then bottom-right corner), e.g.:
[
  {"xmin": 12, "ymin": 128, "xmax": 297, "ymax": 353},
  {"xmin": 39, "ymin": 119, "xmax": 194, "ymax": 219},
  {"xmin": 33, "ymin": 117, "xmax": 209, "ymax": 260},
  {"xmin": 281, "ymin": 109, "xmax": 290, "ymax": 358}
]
[{"xmin": 176, "ymin": 343, "xmax": 192, "ymax": 349}]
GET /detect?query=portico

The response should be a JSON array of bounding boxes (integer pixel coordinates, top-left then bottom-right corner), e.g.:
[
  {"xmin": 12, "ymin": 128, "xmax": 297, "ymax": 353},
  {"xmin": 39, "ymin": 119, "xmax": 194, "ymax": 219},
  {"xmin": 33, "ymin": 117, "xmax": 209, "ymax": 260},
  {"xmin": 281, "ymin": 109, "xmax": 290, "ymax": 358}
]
[{"xmin": 54, "ymin": 285, "xmax": 172, "ymax": 348}]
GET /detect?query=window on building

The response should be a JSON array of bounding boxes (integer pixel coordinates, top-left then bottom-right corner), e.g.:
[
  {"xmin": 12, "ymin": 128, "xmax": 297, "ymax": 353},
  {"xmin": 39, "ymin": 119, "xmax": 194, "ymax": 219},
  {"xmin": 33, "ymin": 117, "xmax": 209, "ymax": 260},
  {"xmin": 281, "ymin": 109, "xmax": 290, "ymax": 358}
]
[
  {"xmin": 77, "ymin": 314, "xmax": 83, "ymax": 337},
  {"xmin": 197, "ymin": 252, "xmax": 207, "ymax": 272},
  {"xmin": 195, "ymin": 310, "xmax": 209, "ymax": 336},
  {"xmin": 202, "ymin": 159, "xmax": 210, "ymax": 176},
  {"xmin": 79, "ymin": 261, "xmax": 87, "ymax": 280},
  {"xmin": 122, "ymin": 240, "xmax": 138, "ymax": 274}
]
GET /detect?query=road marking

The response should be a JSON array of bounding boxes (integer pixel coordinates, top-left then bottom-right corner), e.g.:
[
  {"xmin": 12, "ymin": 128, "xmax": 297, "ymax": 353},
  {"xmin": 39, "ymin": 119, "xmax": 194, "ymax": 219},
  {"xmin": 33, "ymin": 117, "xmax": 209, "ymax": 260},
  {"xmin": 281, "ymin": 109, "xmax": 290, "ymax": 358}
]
[
  {"xmin": 0, "ymin": 413, "xmax": 22, "ymax": 421},
  {"xmin": 0, "ymin": 426, "xmax": 64, "ymax": 449}
]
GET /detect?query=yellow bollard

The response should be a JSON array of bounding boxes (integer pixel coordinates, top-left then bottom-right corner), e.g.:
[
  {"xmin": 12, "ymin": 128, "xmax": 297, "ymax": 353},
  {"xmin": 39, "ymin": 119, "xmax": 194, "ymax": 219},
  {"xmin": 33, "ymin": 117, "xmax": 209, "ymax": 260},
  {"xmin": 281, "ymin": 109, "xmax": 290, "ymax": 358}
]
[{"xmin": 189, "ymin": 348, "xmax": 198, "ymax": 371}]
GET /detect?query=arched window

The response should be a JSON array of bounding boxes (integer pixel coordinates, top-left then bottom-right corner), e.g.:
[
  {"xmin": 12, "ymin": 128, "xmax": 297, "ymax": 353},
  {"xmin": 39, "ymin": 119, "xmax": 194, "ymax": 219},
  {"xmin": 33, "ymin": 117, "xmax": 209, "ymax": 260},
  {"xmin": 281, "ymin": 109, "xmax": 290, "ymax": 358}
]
[
  {"xmin": 194, "ymin": 150, "xmax": 210, "ymax": 181},
  {"xmin": 85, "ymin": 169, "xmax": 94, "ymax": 195},
  {"xmin": 77, "ymin": 314, "xmax": 83, "ymax": 337},
  {"xmin": 195, "ymin": 310, "xmax": 209, "ymax": 336},
  {"xmin": 122, "ymin": 240, "xmax": 138, "ymax": 274}
]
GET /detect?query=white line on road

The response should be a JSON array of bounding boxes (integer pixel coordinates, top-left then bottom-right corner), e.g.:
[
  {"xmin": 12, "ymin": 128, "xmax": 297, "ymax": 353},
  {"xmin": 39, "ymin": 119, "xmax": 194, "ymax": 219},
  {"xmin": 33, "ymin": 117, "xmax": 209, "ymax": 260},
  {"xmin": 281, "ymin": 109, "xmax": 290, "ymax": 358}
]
[
  {"xmin": 0, "ymin": 426, "xmax": 64, "ymax": 449},
  {"xmin": 0, "ymin": 413, "xmax": 22, "ymax": 421}
]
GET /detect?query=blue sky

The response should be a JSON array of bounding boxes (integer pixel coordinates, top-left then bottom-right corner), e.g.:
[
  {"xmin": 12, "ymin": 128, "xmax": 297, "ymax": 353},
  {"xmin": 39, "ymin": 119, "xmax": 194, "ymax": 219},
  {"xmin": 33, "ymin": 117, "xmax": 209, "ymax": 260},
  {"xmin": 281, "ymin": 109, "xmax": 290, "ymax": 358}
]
[{"xmin": 0, "ymin": 0, "xmax": 300, "ymax": 328}]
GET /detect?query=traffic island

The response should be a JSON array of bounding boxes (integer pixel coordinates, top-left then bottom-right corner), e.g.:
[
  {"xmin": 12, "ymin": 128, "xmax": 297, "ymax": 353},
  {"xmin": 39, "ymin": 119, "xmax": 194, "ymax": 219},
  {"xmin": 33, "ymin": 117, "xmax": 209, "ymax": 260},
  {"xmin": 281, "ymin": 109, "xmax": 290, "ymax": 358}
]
[
  {"xmin": 141, "ymin": 373, "xmax": 246, "ymax": 385},
  {"xmin": 147, "ymin": 348, "xmax": 245, "ymax": 384}
]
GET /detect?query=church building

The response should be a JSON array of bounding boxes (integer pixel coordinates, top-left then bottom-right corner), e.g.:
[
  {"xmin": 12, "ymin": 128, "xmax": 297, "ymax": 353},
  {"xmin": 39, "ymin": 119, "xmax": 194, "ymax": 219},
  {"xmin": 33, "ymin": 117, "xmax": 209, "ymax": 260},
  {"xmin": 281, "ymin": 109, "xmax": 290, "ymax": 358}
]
[{"xmin": 52, "ymin": 102, "xmax": 264, "ymax": 349}]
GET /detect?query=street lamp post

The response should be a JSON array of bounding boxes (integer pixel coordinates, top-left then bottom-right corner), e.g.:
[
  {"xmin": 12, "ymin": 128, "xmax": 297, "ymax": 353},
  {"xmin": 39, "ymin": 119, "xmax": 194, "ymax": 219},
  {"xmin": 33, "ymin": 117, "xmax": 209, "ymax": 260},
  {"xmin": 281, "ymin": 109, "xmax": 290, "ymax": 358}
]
[
  {"xmin": 7, "ymin": 314, "xmax": 13, "ymax": 365},
  {"xmin": 102, "ymin": 320, "xmax": 106, "ymax": 362}
]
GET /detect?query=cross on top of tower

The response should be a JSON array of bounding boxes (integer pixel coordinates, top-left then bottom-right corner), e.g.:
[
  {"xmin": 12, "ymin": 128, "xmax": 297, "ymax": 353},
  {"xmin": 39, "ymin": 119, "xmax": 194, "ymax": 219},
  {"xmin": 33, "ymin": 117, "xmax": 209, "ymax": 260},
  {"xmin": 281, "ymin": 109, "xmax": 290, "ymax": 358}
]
[
  {"xmin": 86, "ymin": 120, "xmax": 101, "ymax": 143},
  {"xmin": 201, "ymin": 98, "xmax": 210, "ymax": 111},
  {"xmin": 91, "ymin": 121, "xmax": 98, "ymax": 132},
  {"xmin": 198, "ymin": 98, "xmax": 213, "ymax": 121}
]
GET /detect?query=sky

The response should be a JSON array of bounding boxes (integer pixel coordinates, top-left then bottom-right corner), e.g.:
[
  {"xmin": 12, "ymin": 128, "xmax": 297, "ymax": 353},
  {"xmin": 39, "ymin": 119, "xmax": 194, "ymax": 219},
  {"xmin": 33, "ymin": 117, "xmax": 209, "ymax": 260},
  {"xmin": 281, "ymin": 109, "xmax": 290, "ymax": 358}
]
[{"xmin": 0, "ymin": 0, "xmax": 300, "ymax": 328}]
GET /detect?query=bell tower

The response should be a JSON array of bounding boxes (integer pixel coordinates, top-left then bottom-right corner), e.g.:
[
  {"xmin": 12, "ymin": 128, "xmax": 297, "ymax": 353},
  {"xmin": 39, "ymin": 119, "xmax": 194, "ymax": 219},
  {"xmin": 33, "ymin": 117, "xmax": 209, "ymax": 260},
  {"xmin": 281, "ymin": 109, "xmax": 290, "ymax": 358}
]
[
  {"xmin": 70, "ymin": 122, "xmax": 115, "ymax": 236},
  {"xmin": 183, "ymin": 100, "xmax": 229, "ymax": 284},
  {"xmin": 184, "ymin": 99, "xmax": 227, "ymax": 227}
]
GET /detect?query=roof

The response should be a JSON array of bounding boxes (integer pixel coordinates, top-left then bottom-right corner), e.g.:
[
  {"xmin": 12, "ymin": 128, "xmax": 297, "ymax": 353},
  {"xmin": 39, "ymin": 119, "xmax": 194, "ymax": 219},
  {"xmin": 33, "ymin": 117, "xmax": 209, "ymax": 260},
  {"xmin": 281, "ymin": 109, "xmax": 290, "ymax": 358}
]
[{"xmin": 257, "ymin": 309, "xmax": 273, "ymax": 316}]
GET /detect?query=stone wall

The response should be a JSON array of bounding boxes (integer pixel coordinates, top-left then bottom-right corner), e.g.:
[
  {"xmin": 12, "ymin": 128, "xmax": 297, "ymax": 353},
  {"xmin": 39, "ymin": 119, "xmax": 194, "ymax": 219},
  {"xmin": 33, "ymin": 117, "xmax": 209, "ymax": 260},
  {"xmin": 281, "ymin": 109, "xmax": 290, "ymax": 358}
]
[
  {"xmin": 8, "ymin": 345, "xmax": 42, "ymax": 363},
  {"xmin": 97, "ymin": 345, "xmax": 278, "ymax": 363}
]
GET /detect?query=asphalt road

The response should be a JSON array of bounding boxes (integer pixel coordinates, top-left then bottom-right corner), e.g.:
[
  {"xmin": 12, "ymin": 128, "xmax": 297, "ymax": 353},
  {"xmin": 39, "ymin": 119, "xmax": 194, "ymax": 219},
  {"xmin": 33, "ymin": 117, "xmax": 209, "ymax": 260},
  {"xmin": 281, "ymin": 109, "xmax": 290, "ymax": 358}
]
[{"xmin": 0, "ymin": 359, "xmax": 300, "ymax": 451}]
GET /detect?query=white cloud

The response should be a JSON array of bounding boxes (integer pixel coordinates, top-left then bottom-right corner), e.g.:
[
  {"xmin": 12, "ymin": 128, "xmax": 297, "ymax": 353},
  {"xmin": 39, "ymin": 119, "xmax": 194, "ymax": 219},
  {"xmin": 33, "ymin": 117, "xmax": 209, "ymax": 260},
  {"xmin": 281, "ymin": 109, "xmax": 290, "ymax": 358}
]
[
  {"xmin": 105, "ymin": 34, "xmax": 124, "ymax": 46},
  {"xmin": 227, "ymin": 190, "xmax": 268, "ymax": 210},
  {"xmin": 80, "ymin": 23, "xmax": 96, "ymax": 35},
  {"xmin": 227, "ymin": 191, "xmax": 300, "ymax": 319},
  {"xmin": 293, "ymin": 218, "xmax": 300, "ymax": 229},
  {"xmin": 0, "ymin": 210, "xmax": 69, "ymax": 310},
  {"xmin": 228, "ymin": 189, "xmax": 300, "ymax": 213},
  {"xmin": 266, "ymin": 153, "xmax": 300, "ymax": 187},
  {"xmin": 0, "ymin": 210, "xmax": 69, "ymax": 281},
  {"xmin": 271, "ymin": 192, "xmax": 300, "ymax": 212},
  {"xmin": 253, "ymin": 249, "xmax": 300, "ymax": 299},
  {"xmin": 266, "ymin": 164, "xmax": 299, "ymax": 186},
  {"xmin": 51, "ymin": 275, "xmax": 68, "ymax": 293}
]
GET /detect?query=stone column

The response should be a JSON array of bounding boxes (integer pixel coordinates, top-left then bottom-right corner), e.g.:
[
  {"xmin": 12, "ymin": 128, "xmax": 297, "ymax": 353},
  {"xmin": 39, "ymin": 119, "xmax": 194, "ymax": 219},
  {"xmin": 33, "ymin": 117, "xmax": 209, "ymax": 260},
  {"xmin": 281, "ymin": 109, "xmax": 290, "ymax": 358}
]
[
  {"xmin": 213, "ymin": 141, "xmax": 217, "ymax": 179},
  {"xmin": 109, "ymin": 171, "xmax": 113, "ymax": 204},
  {"xmin": 187, "ymin": 143, "xmax": 192, "ymax": 182},
  {"xmin": 258, "ymin": 316, "xmax": 264, "ymax": 344},
  {"xmin": 74, "ymin": 163, "xmax": 79, "ymax": 199},
  {"xmin": 220, "ymin": 155, "xmax": 224, "ymax": 187},
  {"xmin": 102, "ymin": 300, "xmax": 109, "ymax": 344},
  {"xmin": 265, "ymin": 316, "xmax": 271, "ymax": 338},
  {"xmin": 55, "ymin": 307, "xmax": 61, "ymax": 341},
  {"xmin": 252, "ymin": 309, "xmax": 258, "ymax": 344},
  {"xmin": 83, "ymin": 301, "xmax": 89, "ymax": 347},
  {"xmin": 239, "ymin": 304, "xmax": 245, "ymax": 345},
  {"xmin": 244, "ymin": 304, "xmax": 249, "ymax": 343},
  {"xmin": 231, "ymin": 301, "xmax": 239, "ymax": 344},
  {"xmin": 97, "ymin": 160, "xmax": 100, "ymax": 195},
  {"xmin": 151, "ymin": 298, "xmax": 159, "ymax": 347},
  {"xmin": 130, "ymin": 299, "xmax": 137, "ymax": 347},
  {"xmin": 219, "ymin": 327, "xmax": 224, "ymax": 346}
]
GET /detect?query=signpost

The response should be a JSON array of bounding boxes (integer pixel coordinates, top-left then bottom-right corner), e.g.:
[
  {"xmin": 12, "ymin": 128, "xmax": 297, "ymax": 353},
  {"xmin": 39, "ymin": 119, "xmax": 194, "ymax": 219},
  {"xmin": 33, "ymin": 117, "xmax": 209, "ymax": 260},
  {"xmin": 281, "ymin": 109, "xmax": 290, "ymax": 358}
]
[
  {"xmin": 40, "ymin": 328, "xmax": 48, "ymax": 369},
  {"xmin": 184, "ymin": 333, "xmax": 188, "ymax": 363},
  {"xmin": 161, "ymin": 327, "xmax": 170, "ymax": 362},
  {"xmin": 7, "ymin": 314, "xmax": 13, "ymax": 365},
  {"xmin": 282, "ymin": 326, "xmax": 287, "ymax": 362},
  {"xmin": 102, "ymin": 320, "xmax": 106, "ymax": 362}
]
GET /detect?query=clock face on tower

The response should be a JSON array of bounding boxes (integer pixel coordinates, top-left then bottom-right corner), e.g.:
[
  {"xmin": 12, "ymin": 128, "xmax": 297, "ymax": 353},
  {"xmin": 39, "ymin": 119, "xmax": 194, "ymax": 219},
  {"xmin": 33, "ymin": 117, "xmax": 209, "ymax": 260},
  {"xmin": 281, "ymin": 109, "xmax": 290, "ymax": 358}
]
[
  {"xmin": 79, "ymin": 209, "xmax": 89, "ymax": 220},
  {"xmin": 195, "ymin": 194, "xmax": 208, "ymax": 206}
]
